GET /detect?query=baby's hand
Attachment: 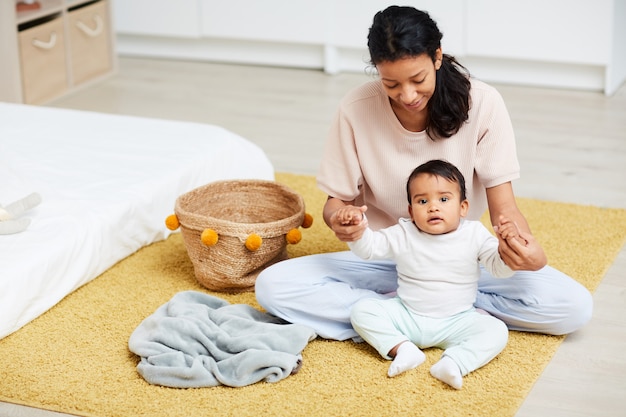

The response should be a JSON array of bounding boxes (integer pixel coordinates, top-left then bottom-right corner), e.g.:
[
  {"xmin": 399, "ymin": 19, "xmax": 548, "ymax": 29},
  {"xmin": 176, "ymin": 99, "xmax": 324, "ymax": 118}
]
[
  {"xmin": 494, "ymin": 215, "xmax": 546, "ymax": 270},
  {"xmin": 494, "ymin": 217, "xmax": 527, "ymax": 246},
  {"xmin": 335, "ymin": 205, "xmax": 367, "ymax": 225}
]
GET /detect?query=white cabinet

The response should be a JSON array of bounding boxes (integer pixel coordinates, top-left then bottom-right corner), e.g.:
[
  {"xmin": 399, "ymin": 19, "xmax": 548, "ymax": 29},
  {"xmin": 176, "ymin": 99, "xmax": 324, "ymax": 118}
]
[
  {"xmin": 466, "ymin": 0, "xmax": 612, "ymax": 65},
  {"xmin": 113, "ymin": 0, "xmax": 201, "ymax": 38},
  {"xmin": 463, "ymin": 0, "xmax": 624, "ymax": 94},
  {"xmin": 112, "ymin": 0, "xmax": 625, "ymax": 94},
  {"xmin": 200, "ymin": 0, "xmax": 328, "ymax": 44}
]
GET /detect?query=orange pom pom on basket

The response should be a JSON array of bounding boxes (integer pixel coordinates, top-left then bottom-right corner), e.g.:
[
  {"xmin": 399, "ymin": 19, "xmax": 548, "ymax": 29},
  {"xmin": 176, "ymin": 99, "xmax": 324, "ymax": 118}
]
[{"xmin": 172, "ymin": 179, "xmax": 307, "ymax": 292}]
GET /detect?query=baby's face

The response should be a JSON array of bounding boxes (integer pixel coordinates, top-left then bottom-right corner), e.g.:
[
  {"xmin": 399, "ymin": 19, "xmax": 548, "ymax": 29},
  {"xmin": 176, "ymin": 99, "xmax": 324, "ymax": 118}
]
[{"xmin": 407, "ymin": 174, "xmax": 468, "ymax": 235}]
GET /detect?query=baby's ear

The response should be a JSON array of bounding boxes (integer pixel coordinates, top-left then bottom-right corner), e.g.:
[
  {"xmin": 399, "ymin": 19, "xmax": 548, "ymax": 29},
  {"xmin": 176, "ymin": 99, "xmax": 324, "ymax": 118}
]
[
  {"xmin": 0, "ymin": 218, "xmax": 31, "ymax": 235},
  {"xmin": 460, "ymin": 199, "xmax": 469, "ymax": 217}
]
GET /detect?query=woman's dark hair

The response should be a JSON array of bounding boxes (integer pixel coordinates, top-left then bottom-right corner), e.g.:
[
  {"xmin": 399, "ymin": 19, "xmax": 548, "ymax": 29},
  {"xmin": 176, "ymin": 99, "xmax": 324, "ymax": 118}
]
[
  {"xmin": 368, "ymin": 6, "xmax": 471, "ymax": 140},
  {"xmin": 406, "ymin": 160, "xmax": 467, "ymax": 204}
]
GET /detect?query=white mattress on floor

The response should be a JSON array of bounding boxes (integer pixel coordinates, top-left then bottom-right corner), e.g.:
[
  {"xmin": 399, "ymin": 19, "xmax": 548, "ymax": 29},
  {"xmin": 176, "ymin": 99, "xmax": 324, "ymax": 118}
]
[{"xmin": 0, "ymin": 103, "xmax": 274, "ymax": 339}]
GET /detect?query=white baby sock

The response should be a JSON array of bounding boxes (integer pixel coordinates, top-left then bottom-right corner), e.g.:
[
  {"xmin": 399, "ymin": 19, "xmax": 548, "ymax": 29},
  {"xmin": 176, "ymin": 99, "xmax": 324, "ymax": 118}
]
[
  {"xmin": 430, "ymin": 356, "xmax": 463, "ymax": 389},
  {"xmin": 388, "ymin": 342, "xmax": 425, "ymax": 377}
]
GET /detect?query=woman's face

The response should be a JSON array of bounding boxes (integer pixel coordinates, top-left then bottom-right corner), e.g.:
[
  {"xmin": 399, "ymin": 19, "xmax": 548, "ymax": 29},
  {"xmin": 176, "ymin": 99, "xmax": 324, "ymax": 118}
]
[{"xmin": 376, "ymin": 50, "xmax": 442, "ymax": 115}]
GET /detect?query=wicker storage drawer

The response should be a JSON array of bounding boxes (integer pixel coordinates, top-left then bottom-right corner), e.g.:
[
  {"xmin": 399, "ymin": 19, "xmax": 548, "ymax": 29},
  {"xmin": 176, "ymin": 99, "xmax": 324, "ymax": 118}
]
[
  {"xmin": 18, "ymin": 16, "xmax": 68, "ymax": 104},
  {"xmin": 68, "ymin": 0, "xmax": 112, "ymax": 86}
]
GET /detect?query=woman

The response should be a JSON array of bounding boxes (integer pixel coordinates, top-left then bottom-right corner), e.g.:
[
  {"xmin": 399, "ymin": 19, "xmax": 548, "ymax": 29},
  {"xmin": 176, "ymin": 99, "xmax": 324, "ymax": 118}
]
[{"xmin": 255, "ymin": 5, "xmax": 592, "ymax": 341}]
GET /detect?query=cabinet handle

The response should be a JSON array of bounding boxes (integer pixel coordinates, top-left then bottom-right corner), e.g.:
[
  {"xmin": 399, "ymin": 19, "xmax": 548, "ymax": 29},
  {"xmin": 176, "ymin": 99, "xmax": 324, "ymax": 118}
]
[
  {"xmin": 32, "ymin": 32, "xmax": 57, "ymax": 50},
  {"xmin": 76, "ymin": 15, "xmax": 104, "ymax": 37}
]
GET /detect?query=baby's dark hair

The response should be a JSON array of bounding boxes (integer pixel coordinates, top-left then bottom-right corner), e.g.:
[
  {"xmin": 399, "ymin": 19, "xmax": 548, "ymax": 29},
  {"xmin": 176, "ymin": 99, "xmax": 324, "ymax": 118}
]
[{"xmin": 406, "ymin": 160, "xmax": 467, "ymax": 203}]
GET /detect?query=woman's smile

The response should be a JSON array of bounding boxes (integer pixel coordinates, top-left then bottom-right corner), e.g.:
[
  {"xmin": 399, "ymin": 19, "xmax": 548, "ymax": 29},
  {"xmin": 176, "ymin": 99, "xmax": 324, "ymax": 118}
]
[{"xmin": 403, "ymin": 97, "xmax": 424, "ymax": 111}]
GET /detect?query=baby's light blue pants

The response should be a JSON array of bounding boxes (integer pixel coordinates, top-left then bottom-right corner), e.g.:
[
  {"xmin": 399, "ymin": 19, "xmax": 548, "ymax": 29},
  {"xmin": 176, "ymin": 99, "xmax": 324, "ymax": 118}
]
[{"xmin": 350, "ymin": 297, "xmax": 508, "ymax": 376}]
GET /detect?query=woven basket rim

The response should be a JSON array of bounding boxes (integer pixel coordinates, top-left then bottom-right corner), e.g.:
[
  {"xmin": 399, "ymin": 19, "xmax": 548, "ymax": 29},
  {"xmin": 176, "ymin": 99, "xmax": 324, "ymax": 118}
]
[{"xmin": 174, "ymin": 179, "xmax": 305, "ymax": 238}]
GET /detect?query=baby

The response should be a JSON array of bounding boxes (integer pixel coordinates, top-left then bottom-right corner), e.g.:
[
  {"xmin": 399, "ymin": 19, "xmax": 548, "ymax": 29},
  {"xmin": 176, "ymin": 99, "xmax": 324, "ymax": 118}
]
[{"xmin": 336, "ymin": 159, "xmax": 520, "ymax": 389}]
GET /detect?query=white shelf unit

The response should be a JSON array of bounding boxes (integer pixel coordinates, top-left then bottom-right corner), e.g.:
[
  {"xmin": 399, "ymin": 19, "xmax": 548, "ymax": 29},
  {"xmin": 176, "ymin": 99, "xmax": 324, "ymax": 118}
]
[{"xmin": 0, "ymin": 0, "xmax": 117, "ymax": 104}]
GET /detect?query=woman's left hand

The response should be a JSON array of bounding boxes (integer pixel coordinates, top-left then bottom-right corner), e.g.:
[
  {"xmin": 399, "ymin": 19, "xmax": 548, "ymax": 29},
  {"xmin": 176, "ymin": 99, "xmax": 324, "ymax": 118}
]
[
  {"xmin": 496, "ymin": 223, "xmax": 547, "ymax": 270},
  {"xmin": 487, "ymin": 183, "xmax": 548, "ymax": 271}
]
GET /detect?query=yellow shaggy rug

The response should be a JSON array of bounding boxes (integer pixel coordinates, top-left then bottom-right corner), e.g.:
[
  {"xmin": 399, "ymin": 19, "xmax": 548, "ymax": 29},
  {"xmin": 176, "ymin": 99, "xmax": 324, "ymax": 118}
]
[{"xmin": 0, "ymin": 172, "xmax": 625, "ymax": 417}]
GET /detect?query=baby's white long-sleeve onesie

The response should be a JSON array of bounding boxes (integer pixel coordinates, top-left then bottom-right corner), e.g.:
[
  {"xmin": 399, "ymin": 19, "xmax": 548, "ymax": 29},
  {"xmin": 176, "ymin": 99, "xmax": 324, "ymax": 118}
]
[{"xmin": 348, "ymin": 218, "xmax": 514, "ymax": 318}]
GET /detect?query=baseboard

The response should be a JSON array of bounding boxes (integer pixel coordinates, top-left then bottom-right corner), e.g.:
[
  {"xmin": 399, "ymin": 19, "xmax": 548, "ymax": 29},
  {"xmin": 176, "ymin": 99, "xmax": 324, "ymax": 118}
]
[{"xmin": 116, "ymin": 35, "xmax": 618, "ymax": 94}]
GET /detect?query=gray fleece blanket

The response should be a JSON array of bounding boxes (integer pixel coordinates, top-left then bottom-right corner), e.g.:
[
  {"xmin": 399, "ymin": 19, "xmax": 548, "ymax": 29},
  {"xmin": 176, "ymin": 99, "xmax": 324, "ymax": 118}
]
[{"xmin": 128, "ymin": 291, "xmax": 317, "ymax": 388}]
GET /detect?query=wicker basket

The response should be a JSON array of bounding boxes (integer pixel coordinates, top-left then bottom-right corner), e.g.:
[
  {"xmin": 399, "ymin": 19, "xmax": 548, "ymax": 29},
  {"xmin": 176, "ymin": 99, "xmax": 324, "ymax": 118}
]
[{"xmin": 174, "ymin": 179, "xmax": 305, "ymax": 292}]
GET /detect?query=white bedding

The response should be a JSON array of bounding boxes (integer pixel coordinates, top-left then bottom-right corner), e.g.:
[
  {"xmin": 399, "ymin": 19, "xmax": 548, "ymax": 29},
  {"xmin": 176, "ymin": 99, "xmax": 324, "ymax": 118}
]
[{"xmin": 0, "ymin": 103, "xmax": 274, "ymax": 340}]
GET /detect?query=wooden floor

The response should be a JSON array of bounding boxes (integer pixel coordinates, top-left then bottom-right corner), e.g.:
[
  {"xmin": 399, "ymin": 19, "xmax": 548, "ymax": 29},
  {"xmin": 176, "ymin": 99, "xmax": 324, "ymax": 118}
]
[{"xmin": 2, "ymin": 57, "xmax": 625, "ymax": 417}]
